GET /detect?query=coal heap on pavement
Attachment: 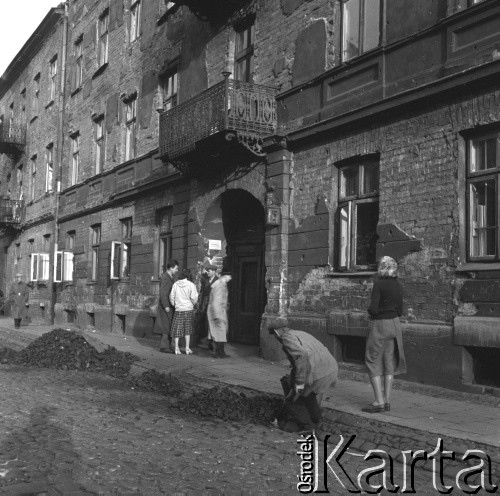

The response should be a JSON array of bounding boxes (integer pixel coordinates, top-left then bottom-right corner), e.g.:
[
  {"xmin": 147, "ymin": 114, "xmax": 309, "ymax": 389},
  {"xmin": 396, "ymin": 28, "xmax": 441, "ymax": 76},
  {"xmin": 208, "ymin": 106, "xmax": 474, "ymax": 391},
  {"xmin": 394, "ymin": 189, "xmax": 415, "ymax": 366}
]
[
  {"xmin": 174, "ymin": 385, "xmax": 282, "ymax": 425},
  {"xmin": 0, "ymin": 328, "xmax": 138, "ymax": 377},
  {"xmin": 127, "ymin": 369, "xmax": 183, "ymax": 397}
]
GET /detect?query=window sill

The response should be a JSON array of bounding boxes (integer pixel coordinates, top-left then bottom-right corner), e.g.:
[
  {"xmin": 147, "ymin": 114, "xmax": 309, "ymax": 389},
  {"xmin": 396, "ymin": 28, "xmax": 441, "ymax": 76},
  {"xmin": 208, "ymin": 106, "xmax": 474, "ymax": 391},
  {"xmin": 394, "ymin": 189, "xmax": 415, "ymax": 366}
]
[
  {"xmin": 71, "ymin": 87, "xmax": 82, "ymax": 97},
  {"xmin": 456, "ymin": 262, "xmax": 500, "ymax": 272},
  {"xmin": 92, "ymin": 63, "xmax": 108, "ymax": 79},
  {"xmin": 325, "ymin": 271, "xmax": 377, "ymax": 278},
  {"xmin": 87, "ymin": 281, "xmax": 98, "ymax": 285},
  {"xmin": 45, "ymin": 100, "xmax": 54, "ymax": 109}
]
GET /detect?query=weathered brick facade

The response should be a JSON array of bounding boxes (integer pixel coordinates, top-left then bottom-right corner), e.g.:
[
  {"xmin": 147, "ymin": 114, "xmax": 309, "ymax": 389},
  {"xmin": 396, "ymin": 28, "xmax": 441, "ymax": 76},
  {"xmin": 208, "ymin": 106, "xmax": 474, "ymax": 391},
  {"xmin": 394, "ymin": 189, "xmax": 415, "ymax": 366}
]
[{"xmin": 1, "ymin": 0, "xmax": 500, "ymax": 391}]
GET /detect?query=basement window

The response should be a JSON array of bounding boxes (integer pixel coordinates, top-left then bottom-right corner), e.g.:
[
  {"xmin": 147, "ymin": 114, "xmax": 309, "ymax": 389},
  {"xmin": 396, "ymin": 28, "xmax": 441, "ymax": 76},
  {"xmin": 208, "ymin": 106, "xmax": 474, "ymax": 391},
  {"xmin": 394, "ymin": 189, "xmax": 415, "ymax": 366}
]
[{"xmin": 467, "ymin": 346, "xmax": 500, "ymax": 388}]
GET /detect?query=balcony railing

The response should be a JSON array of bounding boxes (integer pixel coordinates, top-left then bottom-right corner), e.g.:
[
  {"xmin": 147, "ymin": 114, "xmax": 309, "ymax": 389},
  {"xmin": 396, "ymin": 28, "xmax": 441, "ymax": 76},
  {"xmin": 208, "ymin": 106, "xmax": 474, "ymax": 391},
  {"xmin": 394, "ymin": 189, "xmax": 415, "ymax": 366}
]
[
  {"xmin": 170, "ymin": 0, "xmax": 250, "ymax": 22},
  {"xmin": 0, "ymin": 121, "xmax": 26, "ymax": 154},
  {"xmin": 160, "ymin": 78, "xmax": 277, "ymax": 162},
  {"xmin": 0, "ymin": 199, "xmax": 24, "ymax": 225}
]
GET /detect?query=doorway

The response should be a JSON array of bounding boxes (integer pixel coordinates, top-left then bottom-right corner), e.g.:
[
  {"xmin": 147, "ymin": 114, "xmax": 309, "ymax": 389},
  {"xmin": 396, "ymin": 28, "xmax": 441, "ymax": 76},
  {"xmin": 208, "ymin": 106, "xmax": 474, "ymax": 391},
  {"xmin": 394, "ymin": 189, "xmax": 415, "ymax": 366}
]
[{"xmin": 220, "ymin": 190, "xmax": 266, "ymax": 346}]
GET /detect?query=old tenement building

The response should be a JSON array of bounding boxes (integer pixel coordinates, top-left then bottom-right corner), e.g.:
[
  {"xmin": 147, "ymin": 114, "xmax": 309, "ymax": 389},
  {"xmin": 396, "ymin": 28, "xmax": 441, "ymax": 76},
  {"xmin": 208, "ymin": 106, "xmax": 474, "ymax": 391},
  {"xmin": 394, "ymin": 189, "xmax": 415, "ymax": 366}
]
[{"xmin": 0, "ymin": 0, "xmax": 499, "ymax": 392}]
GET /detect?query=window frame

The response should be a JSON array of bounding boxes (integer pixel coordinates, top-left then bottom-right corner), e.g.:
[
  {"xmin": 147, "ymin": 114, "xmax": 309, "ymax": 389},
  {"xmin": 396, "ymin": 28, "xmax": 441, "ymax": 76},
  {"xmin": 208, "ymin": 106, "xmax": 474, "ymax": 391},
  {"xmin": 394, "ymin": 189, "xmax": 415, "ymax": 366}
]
[
  {"xmin": 466, "ymin": 130, "xmax": 500, "ymax": 262},
  {"xmin": 130, "ymin": 0, "xmax": 142, "ymax": 42},
  {"xmin": 32, "ymin": 73, "xmax": 40, "ymax": 119},
  {"xmin": 71, "ymin": 133, "xmax": 80, "ymax": 186},
  {"xmin": 341, "ymin": 0, "xmax": 382, "ymax": 63},
  {"xmin": 54, "ymin": 250, "xmax": 74, "ymax": 282},
  {"xmin": 234, "ymin": 19, "xmax": 255, "ymax": 83},
  {"xmin": 124, "ymin": 97, "xmax": 137, "ymax": 161},
  {"xmin": 337, "ymin": 158, "xmax": 380, "ymax": 271},
  {"xmin": 90, "ymin": 224, "xmax": 101, "ymax": 281},
  {"xmin": 157, "ymin": 207, "xmax": 173, "ymax": 278},
  {"xmin": 49, "ymin": 55, "xmax": 58, "ymax": 102},
  {"xmin": 30, "ymin": 252, "xmax": 50, "ymax": 282},
  {"xmin": 45, "ymin": 144, "xmax": 54, "ymax": 193},
  {"xmin": 94, "ymin": 115, "xmax": 105, "ymax": 174},
  {"xmin": 160, "ymin": 70, "xmax": 178, "ymax": 111},
  {"xmin": 30, "ymin": 155, "xmax": 37, "ymax": 200},
  {"xmin": 75, "ymin": 37, "xmax": 83, "ymax": 89},
  {"xmin": 98, "ymin": 10, "xmax": 109, "ymax": 67}
]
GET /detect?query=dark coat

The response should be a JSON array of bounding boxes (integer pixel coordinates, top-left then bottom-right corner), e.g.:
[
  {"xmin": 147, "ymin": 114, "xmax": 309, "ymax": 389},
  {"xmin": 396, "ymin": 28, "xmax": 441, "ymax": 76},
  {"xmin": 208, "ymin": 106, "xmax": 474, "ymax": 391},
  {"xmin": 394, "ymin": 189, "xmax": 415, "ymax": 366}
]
[
  {"xmin": 198, "ymin": 273, "xmax": 218, "ymax": 314},
  {"xmin": 153, "ymin": 272, "xmax": 175, "ymax": 335},
  {"xmin": 9, "ymin": 281, "xmax": 29, "ymax": 320}
]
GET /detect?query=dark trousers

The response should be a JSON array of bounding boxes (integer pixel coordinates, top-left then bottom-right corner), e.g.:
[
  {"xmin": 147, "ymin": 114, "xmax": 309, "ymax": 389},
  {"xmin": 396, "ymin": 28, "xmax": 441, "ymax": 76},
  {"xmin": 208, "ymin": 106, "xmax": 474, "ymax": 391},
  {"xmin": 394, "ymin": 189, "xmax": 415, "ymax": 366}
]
[
  {"xmin": 14, "ymin": 318, "xmax": 21, "ymax": 329},
  {"xmin": 279, "ymin": 393, "xmax": 322, "ymax": 431}
]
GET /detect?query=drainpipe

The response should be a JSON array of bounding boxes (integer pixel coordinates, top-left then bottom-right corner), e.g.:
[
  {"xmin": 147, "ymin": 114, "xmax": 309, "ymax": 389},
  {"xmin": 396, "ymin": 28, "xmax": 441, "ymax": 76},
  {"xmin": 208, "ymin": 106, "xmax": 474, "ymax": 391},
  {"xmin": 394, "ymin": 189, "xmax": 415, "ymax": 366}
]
[{"xmin": 49, "ymin": 2, "xmax": 68, "ymax": 325}]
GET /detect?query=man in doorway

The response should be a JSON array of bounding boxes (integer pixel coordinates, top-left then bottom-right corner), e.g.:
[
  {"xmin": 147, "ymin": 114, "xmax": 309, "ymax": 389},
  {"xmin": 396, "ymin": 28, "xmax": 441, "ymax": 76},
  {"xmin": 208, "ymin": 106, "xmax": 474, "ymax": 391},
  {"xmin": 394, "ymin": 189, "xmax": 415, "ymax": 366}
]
[
  {"xmin": 197, "ymin": 262, "xmax": 218, "ymax": 349},
  {"xmin": 267, "ymin": 316, "xmax": 338, "ymax": 434},
  {"xmin": 9, "ymin": 272, "xmax": 29, "ymax": 329},
  {"xmin": 153, "ymin": 260, "xmax": 179, "ymax": 353}
]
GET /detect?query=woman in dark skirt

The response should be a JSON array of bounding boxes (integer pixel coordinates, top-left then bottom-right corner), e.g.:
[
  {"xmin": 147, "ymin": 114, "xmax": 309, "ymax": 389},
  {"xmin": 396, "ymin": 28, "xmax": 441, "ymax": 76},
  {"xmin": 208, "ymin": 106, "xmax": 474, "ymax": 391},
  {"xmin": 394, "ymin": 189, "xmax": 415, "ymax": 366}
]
[
  {"xmin": 169, "ymin": 269, "xmax": 198, "ymax": 355},
  {"xmin": 363, "ymin": 256, "xmax": 406, "ymax": 413}
]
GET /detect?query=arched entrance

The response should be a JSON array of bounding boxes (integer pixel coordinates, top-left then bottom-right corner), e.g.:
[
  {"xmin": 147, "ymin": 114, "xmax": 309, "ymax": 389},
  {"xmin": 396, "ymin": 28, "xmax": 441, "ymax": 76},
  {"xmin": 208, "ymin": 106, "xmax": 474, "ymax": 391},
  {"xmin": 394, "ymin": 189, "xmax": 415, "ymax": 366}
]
[{"xmin": 221, "ymin": 190, "xmax": 266, "ymax": 345}]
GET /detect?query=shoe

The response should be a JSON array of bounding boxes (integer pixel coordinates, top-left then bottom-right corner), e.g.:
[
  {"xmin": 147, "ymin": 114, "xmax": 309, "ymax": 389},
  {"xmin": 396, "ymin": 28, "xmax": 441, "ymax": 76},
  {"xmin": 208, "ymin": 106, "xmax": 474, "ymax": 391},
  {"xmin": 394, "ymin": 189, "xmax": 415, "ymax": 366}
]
[
  {"xmin": 185, "ymin": 348, "xmax": 193, "ymax": 355},
  {"xmin": 159, "ymin": 348, "xmax": 169, "ymax": 354},
  {"xmin": 384, "ymin": 403, "xmax": 391, "ymax": 411},
  {"xmin": 361, "ymin": 404, "xmax": 385, "ymax": 413},
  {"xmin": 174, "ymin": 349, "xmax": 181, "ymax": 355}
]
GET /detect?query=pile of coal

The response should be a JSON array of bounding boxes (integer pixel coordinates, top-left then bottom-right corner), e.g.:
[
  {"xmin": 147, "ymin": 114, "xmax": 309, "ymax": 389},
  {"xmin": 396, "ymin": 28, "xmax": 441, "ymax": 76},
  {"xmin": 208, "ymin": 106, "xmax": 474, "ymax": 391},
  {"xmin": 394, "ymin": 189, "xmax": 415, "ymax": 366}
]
[
  {"xmin": 0, "ymin": 328, "xmax": 138, "ymax": 377},
  {"xmin": 175, "ymin": 385, "xmax": 282, "ymax": 425},
  {"xmin": 127, "ymin": 369, "xmax": 183, "ymax": 397}
]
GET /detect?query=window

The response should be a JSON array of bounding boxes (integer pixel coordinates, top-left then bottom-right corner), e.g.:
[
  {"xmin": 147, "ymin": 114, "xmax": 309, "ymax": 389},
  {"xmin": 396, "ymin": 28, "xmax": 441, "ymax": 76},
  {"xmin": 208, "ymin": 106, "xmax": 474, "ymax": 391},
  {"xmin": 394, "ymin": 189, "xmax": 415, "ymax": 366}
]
[
  {"xmin": 341, "ymin": 0, "xmax": 381, "ymax": 62},
  {"xmin": 90, "ymin": 224, "xmax": 101, "ymax": 281},
  {"xmin": 49, "ymin": 56, "xmax": 58, "ymax": 102},
  {"xmin": 55, "ymin": 231, "xmax": 75, "ymax": 283},
  {"xmin": 21, "ymin": 88, "xmax": 26, "ymax": 122},
  {"xmin": 467, "ymin": 131, "xmax": 500, "ymax": 260},
  {"xmin": 45, "ymin": 144, "xmax": 53, "ymax": 193},
  {"xmin": 32, "ymin": 73, "xmax": 40, "ymax": 118},
  {"xmin": 74, "ymin": 37, "xmax": 83, "ymax": 89},
  {"xmin": 17, "ymin": 165, "xmax": 23, "ymax": 202},
  {"xmin": 66, "ymin": 231, "xmax": 76, "ymax": 250},
  {"xmin": 157, "ymin": 208, "xmax": 172, "ymax": 278},
  {"xmin": 234, "ymin": 20, "xmax": 255, "ymax": 83},
  {"xmin": 160, "ymin": 70, "xmax": 178, "ymax": 111},
  {"xmin": 98, "ymin": 11, "xmax": 109, "ymax": 67},
  {"xmin": 71, "ymin": 133, "xmax": 80, "ymax": 186},
  {"xmin": 130, "ymin": 0, "xmax": 141, "ymax": 42},
  {"xmin": 30, "ymin": 155, "xmax": 37, "ymax": 200},
  {"xmin": 111, "ymin": 218, "xmax": 133, "ymax": 279},
  {"xmin": 31, "ymin": 253, "xmax": 50, "ymax": 281},
  {"xmin": 124, "ymin": 97, "xmax": 137, "ymax": 161},
  {"xmin": 94, "ymin": 116, "xmax": 105, "ymax": 174},
  {"xmin": 337, "ymin": 158, "xmax": 379, "ymax": 270}
]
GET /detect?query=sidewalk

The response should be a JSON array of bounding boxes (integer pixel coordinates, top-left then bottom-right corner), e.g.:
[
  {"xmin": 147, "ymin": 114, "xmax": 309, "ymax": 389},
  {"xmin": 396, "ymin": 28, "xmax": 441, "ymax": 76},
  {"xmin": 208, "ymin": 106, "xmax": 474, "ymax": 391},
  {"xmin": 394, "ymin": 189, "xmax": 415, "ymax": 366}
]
[{"xmin": 1, "ymin": 319, "xmax": 499, "ymax": 453}]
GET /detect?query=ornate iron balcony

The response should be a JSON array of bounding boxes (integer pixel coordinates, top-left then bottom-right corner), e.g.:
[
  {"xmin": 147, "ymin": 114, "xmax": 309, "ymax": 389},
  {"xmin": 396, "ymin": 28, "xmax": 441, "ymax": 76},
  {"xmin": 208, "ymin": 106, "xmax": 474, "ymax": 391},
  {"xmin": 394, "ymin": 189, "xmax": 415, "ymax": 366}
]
[
  {"xmin": 170, "ymin": 0, "xmax": 250, "ymax": 22},
  {"xmin": 0, "ymin": 121, "xmax": 26, "ymax": 155},
  {"xmin": 159, "ymin": 78, "xmax": 277, "ymax": 169},
  {"xmin": 0, "ymin": 199, "xmax": 24, "ymax": 226}
]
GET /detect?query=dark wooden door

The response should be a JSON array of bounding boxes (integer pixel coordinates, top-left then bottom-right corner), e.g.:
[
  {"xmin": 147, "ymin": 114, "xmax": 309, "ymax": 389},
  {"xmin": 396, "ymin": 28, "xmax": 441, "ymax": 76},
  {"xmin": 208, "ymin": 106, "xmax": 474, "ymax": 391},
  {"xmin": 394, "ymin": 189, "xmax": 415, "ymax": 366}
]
[{"xmin": 230, "ymin": 246, "xmax": 265, "ymax": 345}]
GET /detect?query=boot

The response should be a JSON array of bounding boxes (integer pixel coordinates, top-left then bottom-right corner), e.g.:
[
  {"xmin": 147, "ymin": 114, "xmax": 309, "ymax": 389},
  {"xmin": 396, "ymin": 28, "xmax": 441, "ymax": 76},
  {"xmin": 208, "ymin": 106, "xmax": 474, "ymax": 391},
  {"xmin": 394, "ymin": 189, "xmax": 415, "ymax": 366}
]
[
  {"xmin": 213, "ymin": 341, "xmax": 221, "ymax": 358},
  {"xmin": 219, "ymin": 342, "xmax": 230, "ymax": 358}
]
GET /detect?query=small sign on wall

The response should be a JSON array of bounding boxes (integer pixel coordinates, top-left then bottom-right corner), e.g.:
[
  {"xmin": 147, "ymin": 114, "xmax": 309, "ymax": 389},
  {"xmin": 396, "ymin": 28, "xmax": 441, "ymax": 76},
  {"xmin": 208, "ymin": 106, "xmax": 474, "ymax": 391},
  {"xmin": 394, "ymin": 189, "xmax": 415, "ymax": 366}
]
[
  {"xmin": 266, "ymin": 205, "xmax": 281, "ymax": 226},
  {"xmin": 208, "ymin": 239, "xmax": 222, "ymax": 250}
]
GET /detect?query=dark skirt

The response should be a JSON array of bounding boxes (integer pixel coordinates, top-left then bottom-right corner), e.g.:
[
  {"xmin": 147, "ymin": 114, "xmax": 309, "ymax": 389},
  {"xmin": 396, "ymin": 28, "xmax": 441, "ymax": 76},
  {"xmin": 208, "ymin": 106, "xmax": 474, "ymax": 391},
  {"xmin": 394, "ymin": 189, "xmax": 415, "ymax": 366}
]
[
  {"xmin": 170, "ymin": 310, "xmax": 194, "ymax": 338},
  {"xmin": 365, "ymin": 317, "xmax": 406, "ymax": 377}
]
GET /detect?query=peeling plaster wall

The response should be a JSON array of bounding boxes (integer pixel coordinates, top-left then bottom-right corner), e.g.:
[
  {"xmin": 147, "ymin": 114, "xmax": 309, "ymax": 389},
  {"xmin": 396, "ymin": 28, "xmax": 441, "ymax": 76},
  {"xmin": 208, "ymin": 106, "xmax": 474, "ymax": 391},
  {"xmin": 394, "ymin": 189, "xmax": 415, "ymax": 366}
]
[{"xmin": 287, "ymin": 88, "xmax": 500, "ymax": 326}]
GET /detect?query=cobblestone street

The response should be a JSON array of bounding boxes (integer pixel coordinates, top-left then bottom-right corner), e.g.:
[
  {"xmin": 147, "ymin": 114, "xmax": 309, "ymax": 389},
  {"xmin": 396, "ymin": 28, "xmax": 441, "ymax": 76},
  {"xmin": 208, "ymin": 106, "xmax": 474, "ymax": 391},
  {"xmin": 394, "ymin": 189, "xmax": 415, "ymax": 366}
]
[{"xmin": 0, "ymin": 364, "xmax": 437, "ymax": 495}]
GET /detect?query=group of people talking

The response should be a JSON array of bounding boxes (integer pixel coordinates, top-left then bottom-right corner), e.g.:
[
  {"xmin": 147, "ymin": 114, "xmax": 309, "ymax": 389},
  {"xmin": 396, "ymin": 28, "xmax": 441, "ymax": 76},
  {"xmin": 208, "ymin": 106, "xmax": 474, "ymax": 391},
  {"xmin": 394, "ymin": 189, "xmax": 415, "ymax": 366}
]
[{"xmin": 153, "ymin": 260, "xmax": 232, "ymax": 358}]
